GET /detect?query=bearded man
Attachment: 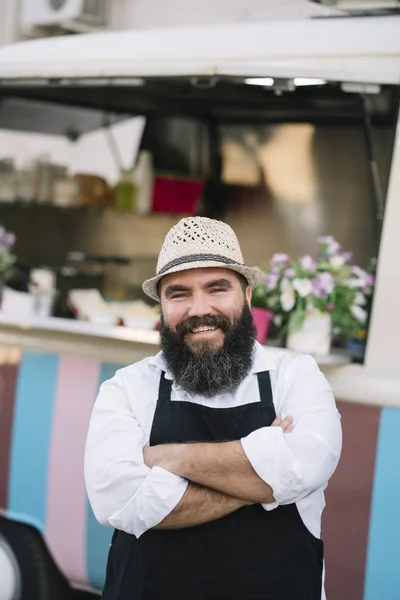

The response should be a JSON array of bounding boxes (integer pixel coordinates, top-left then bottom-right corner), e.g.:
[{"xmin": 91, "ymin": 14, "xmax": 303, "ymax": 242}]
[{"xmin": 85, "ymin": 217, "xmax": 342, "ymax": 600}]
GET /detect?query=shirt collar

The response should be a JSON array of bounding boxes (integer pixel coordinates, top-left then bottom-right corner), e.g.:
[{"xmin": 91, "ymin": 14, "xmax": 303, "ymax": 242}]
[
  {"xmin": 149, "ymin": 340, "xmax": 275, "ymax": 381},
  {"xmin": 251, "ymin": 341, "xmax": 276, "ymax": 374}
]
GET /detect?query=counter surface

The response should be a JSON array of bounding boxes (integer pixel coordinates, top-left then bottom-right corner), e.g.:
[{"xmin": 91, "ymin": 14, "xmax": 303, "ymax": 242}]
[
  {"xmin": 0, "ymin": 314, "xmax": 159, "ymax": 365},
  {"xmin": 0, "ymin": 315, "xmax": 398, "ymax": 408}
]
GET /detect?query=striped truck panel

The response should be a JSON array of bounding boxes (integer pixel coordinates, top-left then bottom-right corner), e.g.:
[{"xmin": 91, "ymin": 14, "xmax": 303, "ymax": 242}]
[
  {"xmin": 0, "ymin": 351, "xmax": 123, "ymax": 591},
  {"xmin": 0, "ymin": 349, "xmax": 398, "ymax": 598}
]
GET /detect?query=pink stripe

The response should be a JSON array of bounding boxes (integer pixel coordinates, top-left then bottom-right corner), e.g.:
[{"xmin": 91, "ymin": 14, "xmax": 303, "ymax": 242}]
[{"xmin": 45, "ymin": 355, "xmax": 100, "ymax": 586}]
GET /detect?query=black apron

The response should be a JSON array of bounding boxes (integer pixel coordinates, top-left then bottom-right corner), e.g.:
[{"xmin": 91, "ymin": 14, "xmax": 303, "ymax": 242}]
[{"xmin": 102, "ymin": 370, "xmax": 323, "ymax": 600}]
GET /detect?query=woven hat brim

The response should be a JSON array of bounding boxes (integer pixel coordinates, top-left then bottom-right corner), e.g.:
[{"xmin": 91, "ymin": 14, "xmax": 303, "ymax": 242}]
[{"xmin": 142, "ymin": 260, "xmax": 264, "ymax": 301}]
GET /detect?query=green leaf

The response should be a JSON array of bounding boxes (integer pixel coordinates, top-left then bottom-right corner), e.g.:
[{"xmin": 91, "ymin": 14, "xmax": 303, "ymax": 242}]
[{"xmin": 288, "ymin": 306, "xmax": 306, "ymax": 335}]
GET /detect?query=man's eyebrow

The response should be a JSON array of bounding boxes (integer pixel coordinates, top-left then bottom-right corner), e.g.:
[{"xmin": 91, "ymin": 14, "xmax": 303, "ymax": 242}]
[
  {"xmin": 205, "ymin": 279, "xmax": 233, "ymax": 289},
  {"xmin": 164, "ymin": 284, "xmax": 190, "ymax": 298}
]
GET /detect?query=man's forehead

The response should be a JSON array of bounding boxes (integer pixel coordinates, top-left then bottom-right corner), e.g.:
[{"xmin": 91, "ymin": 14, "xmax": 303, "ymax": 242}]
[{"xmin": 162, "ymin": 267, "xmax": 238, "ymax": 288}]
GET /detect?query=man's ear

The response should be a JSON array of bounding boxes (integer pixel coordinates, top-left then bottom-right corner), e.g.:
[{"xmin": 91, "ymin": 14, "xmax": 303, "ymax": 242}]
[{"xmin": 246, "ymin": 286, "xmax": 252, "ymax": 307}]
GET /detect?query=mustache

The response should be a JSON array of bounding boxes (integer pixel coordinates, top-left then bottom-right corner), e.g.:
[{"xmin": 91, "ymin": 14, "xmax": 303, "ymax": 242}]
[{"xmin": 175, "ymin": 314, "xmax": 231, "ymax": 337}]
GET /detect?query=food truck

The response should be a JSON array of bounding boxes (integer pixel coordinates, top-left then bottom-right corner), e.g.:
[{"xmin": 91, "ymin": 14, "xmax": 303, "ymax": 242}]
[{"xmin": 0, "ymin": 15, "xmax": 399, "ymax": 600}]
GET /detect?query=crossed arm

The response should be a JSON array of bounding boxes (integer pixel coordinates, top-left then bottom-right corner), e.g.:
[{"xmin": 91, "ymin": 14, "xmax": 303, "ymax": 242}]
[
  {"xmin": 153, "ymin": 482, "xmax": 252, "ymax": 529},
  {"xmin": 144, "ymin": 414, "xmax": 294, "ymax": 530}
]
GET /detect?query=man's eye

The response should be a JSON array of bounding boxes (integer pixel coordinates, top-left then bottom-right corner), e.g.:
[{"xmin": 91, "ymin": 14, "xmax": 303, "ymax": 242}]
[
  {"xmin": 210, "ymin": 288, "xmax": 225, "ymax": 293},
  {"xmin": 171, "ymin": 293, "xmax": 186, "ymax": 299}
]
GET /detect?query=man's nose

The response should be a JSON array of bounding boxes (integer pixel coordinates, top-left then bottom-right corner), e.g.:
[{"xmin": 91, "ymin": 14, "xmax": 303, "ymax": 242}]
[{"xmin": 187, "ymin": 293, "xmax": 212, "ymax": 317}]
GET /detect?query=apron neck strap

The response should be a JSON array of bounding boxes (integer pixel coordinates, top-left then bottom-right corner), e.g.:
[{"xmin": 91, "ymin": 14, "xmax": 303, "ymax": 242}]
[
  {"xmin": 256, "ymin": 371, "xmax": 275, "ymax": 412},
  {"xmin": 158, "ymin": 370, "xmax": 173, "ymax": 405}
]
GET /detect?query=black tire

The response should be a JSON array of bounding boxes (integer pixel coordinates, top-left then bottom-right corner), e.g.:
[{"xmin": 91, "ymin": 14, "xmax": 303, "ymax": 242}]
[{"xmin": 0, "ymin": 519, "xmax": 68, "ymax": 600}]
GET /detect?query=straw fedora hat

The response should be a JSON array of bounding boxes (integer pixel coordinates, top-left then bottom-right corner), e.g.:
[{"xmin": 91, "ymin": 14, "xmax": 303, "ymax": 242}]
[{"xmin": 142, "ymin": 217, "xmax": 263, "ymax": 301}]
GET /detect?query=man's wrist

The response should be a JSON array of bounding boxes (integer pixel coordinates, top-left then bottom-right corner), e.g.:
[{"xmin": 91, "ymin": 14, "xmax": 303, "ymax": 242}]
[
  {"xmin": 143, "ymin": 443, "xmax": 185, "ymax": 474},
  {"xmin": 166, "ymin": 444, "xmax": 185, "ymax": 474}
]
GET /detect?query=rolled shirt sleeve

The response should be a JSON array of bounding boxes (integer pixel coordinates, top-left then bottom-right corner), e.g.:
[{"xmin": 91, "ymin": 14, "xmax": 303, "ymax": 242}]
[
  {"xmin": 84, "ymin": 369, "xmax": 188, "ymax": 538},
  {"xmin": 240, "ymin": 354, "xmax": 342, "ymax": 510},
  {"xmin": 108, "ymin": 466, "xmax": 188, "ymax": 538}
]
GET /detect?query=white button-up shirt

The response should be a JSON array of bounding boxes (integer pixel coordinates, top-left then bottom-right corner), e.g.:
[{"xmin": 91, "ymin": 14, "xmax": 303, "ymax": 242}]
[{"xmin": 85, "ymin": 342, "xmax": 341, "ymax": 597}]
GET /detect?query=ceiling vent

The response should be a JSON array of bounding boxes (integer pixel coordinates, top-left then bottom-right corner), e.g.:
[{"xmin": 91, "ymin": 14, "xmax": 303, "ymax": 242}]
[{"xmin": 19, "ymin": 0, "xmax": 109, "ymax": 34}]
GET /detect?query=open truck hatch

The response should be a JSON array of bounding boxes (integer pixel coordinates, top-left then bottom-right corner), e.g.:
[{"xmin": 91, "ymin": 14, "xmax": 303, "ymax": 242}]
[{"xmin": 0, "ymin": 16, "xmax": 399, "ymax": 135}]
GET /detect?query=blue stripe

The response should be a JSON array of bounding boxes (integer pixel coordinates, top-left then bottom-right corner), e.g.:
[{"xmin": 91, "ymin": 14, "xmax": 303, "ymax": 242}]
[
  {"xmin": 86, "ymin": 505, "xmax": 113, "ymax": 591},
  {"xmin": 364, "ymin": 407, "xmax": 400, "ymax": 600},
  {"xmin": 7, "ymin": 352, "xmax": 59, "ymax": 532},
  {"xmin": 86, "ymin": 362, "xmax": 123, "ymax": 591}
]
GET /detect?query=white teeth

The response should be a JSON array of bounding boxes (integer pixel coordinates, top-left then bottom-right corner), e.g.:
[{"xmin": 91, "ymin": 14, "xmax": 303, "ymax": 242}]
[{"xmin": 192, "ymin": 325, "xmax": 217, "ymax": 333}]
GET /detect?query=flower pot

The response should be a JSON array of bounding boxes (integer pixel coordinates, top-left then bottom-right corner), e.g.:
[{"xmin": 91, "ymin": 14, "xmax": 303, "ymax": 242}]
[
  {"xmin": 286, "ymin": 309, "xmax": 331, "ymax": 356},
  {"xmin": 252, "ymin": 307, "xmax": 273, "ymax": 345}
]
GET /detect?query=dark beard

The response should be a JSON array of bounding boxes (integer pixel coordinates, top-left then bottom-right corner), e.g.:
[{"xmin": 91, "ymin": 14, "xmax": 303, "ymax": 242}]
[{"xmin": 159, "ymin": 304, "xmax": 256, "ymax": 397}]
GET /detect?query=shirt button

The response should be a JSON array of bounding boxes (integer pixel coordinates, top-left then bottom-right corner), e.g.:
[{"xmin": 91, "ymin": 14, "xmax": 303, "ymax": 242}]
[{"xmin": 285, "ymin": 473, "xmax": 296, "ymax": 486}]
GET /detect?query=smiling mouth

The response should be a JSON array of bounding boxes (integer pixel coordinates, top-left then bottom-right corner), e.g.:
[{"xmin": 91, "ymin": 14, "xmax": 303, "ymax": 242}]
[{"xmin": 190, "ymin": 326, "xmax": 219, "ymax": 334}]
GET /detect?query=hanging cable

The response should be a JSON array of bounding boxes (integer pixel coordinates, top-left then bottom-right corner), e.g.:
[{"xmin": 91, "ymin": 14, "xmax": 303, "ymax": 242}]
[
  {"xmin": 103, "ymin": 114, "xmax": 124, "ymax": 172},
  {"xmin": 361, "ymin": 93, "xmax": 385, "ymax": 229}
]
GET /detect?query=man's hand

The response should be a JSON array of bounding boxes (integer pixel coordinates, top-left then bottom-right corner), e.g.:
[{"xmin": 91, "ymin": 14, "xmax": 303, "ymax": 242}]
[
  {"xmin": 271, "ymin": 414, "xmax": 294, "ymax": 433},
  {"xmin": 143, "ymin": 444, "xmax": 181, "ymax": 471}
]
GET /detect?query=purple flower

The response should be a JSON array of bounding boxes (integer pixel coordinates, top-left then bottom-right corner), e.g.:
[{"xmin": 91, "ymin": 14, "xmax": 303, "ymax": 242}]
[
  {"xmin": 300, "ymin": 255, "xmax": 316, "ymax": 272},
  {"xmin": 311, "ymin": 278, "xmax": 325, "ymax": 299},
  {"xmin": 317, "ymin": 235, "xmax": 334, "ymax": 245},
  {"xmin": 342, "ymin": 251, "xmax": 353, "ymax": 262},
  {"xmin": 327, "ymin": 240, "xmax": 341, "ymax": 256},
  {"xmin": 327, "ymin": 303, "xmax": 335, "ymax": 311},
  {"xmin": 366, "ymin": 274, "xmax": 375, "ymax": 287},
  {"xmin": 284, "ymin": 268, "xmax": 295, "ymax": 279},
  {"xmin": 3, "ymin": 232, "xmax": 15, "ymax": 248},
  {"xmin": 319, "ymin": 272, "xmax": 335, "ymax": 293},
  {"xmin": 271, "ymin": 253, "xmax": 289, "ymax": 266},
  {"xmin": 352, "ymin": 265, "xmax": 367, "ymax": 279},
  {"xmin": 362, "ymin": 274, "xmax": 375, "ymax": 295},
  {"xmin": 351, "ymin": 265, "xmax": 371, "ymax": 289},
  {"xmin": 311, "ymin": 272, "xmax": 335, "ymax": 298},
  {"xmin": 317, "ymin": 235, "xmax": 342, "ymax": 256},
  {"xmin": 266, "ymin": 272, "xmax": 279, "ymax": 291},
  {"xmin": 0, "ymin": 227, "xmax": 16, "ymax": 251}
]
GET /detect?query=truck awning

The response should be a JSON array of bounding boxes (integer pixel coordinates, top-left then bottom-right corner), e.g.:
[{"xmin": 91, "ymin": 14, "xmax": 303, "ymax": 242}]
[{"xmin": 0, "ymin": 17, "xmax": 399, "ymax": 84}]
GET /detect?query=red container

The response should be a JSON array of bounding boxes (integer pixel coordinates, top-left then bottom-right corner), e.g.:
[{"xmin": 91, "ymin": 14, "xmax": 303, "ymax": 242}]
[
  {"xmin": 152, "ymin": 176, "xmax": 203, "ymax": 214},
  {"xmin": 252, "ymin": 307, "xmax": 273, "ymax": 345}
]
